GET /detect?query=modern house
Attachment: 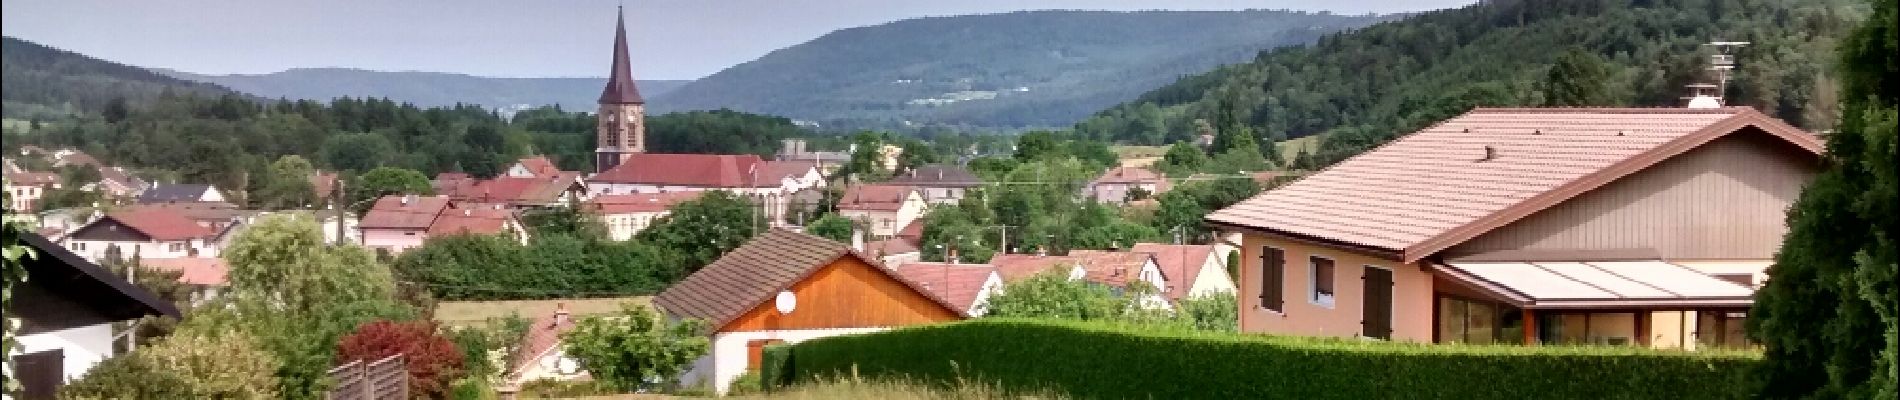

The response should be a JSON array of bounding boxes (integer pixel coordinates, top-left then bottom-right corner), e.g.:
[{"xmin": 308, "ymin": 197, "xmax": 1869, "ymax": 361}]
[
  {"xmin": 657, "ymin": 229, "xmax": 964, "ymax": 394},
  {"xmin": 835, "ymin": 184, "xmax": 926, "ymax": 238},
  {"xmin": 1087, "ymin": 167, "xmax": 1169, "ymax": 204},
  {"xmin": 7, "ymin": 233, "xmax": 179, "ymax": 398},
  {"xmin": 1131, "ymin": 243, "xmax": 1238, "ymax": 301},
  {"xmin": 586, "ymin": 192, "xmax": 701, "ymax": 241},
  {"xmin": 885, "ymin": 164, "xmax": 982, "ymax": 205},
  {"xmin": 136, "ymin": 183, "xmax": 225, "ymax": 204},
  {"xmin": 59, "ymin": 208, "xmax": 223, "ymax": 262},
  {"xmin": 894, "ymin": 262, "xmax": 1004, "ymax": 316},
  {"xmin": 1206, "ymin": 108, "xmax": 1820, "ymax": 348}
]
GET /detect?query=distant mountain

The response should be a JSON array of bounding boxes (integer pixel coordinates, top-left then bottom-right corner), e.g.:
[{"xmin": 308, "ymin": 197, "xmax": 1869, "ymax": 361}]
[
  {"xmin": 650, "ymin": 10, "xmax": 1390, "ymax": 131},
  {"xmin": 2, "ymin": 36, "xmax": 239, "ymax": 118},
  {"xmin": 159, "ymin": 67, "xmax": 689, "ymax": 111}
]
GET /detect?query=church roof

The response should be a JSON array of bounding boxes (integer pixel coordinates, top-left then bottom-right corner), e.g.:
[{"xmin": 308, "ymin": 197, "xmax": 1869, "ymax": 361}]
[{"xmin": 599, "ymin": 9, "xmax": 644, "ymax": 105}]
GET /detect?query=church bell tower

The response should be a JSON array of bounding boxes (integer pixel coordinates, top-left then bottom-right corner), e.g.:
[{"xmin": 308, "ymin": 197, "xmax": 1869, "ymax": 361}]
[{"xmin": 595, "ymin": 7, "xmax": 646, "ymax": 173}]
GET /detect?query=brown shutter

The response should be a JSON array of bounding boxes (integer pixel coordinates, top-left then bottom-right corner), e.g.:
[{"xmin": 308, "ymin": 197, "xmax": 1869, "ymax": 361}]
[
  {"xmin": 13, "ymin": 349, "xmax": 64, "ymax": 398},
  {"xmin": 1260, "ymin": 247, "xmax": 1284, "ymax": 311}
]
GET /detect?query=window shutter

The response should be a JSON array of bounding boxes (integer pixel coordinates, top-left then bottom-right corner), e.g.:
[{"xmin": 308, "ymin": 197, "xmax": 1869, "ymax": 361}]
[{"xmin": 1260, "ymin": 247, "xmax": 1284, "ymax": 311}]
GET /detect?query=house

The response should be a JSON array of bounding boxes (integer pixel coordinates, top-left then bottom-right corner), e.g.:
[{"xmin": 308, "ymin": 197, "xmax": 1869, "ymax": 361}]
[
  {"xmin": 502, "ymin": 305, "xmax": 586, "ymax": 388},
  {"xmin": 861, "ymin": 238, "xmax": 922, "ymax": 267},
  {"xmin": 311, "ymin": 171, "xmax": 340, "ymax": 205},
  {"xmin": 5, "ymin": 171, "xmax": 60, "ymax": 212},
  {"xmin": 586, "ymin": 192, "xmax": 701, "ymax": 241},
  {"xmin": 885, "ymin": 164, "xmax": 982, "ymax": 205},
  {"xmin": 59, "ymin": 208, "xmax": 222, "ymax": 262},
  {"xmin": 1087, "ymin": 167, "xmax": 1169, "ymax": 204},
  {"xmin": 136, "ymin": 183, "xmax": 225, "ymax": 204},
  {"xmin": 504, "ymin": 156, "xmax": 563, "ymax": 178},
  {"xmin": 1131, "ymin": 243, "xmax": 1238, "ymax": 301},
  {"xmin": 138, "ymin": 257, "xmax": 229, "ymax": 304},
  {"xmin": 438, "ymin": 157, "xmax": 590, "ymax": 209},
  {"xmin": 358, "ymin": 195, "xmax": 527, "ymax": 255},
  {"xmin": 6, "ymin": 233, "xmax": 179, "ymax": 398},
  {"xmin": 987, "ymin": 251, "xmax": 1171, "ymax": 309},
  {"xmin": 1206, "ymin": 107, "xmax": 1820, "ymax": 348},
  {"xmin": 988, "ymin": 253, "xmax": 1087, "ymax": 283},
  {"xmin": 587, "ymin": 154, "xmax": 822, "ymax": 226},
  {"xmin": 894, "ymin": 262, "xmax": 1004, "ymax": 316},
  {"xmin": 835, "ymin": 185, "xmax": 926, "ymax": 238},
  {"xmin": 776, "ymin": 138, "xmax": 849, "ymax": 172},
  {"xmin": 658, "ymin": 229, "xmax": 965, "ymax": 394}
]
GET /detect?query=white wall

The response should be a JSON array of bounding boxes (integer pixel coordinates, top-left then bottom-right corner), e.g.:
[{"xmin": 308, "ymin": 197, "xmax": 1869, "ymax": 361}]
[
  {"xmin": 602, "ymin": 211, "xmax": 669, "ymax": 241},
  {"xmin": 679, "ymin": 327, "xmax": 889, "ymax": 395},
  {"xmin": 63, "ymin": 239, "xmax": 212, "ymax": 262},
  {"xmin": 12, "ymin": 323, "xmax": 116, "ymax": 383},
  {"xmin": 1188, "ymin": 254, "xmax": 1238, "ymax": 298}
]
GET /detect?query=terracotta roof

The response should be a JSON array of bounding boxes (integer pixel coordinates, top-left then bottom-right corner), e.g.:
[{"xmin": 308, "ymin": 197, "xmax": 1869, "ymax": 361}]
[
  {"xmin": 987, "ymin": 254, "xmax": 1085, "ymax": 282},
  {"xmin": 4, "ymin": 171, "xmax": 58, "ymax": 186},
  {"xmin": 863, "ymin": 238, "xmax": 920, "ymax": 256},
  {"xmin": 755, "ymin": 161, "xmax": 819, "ymax": 183},
  {"xmin": 514, "ymin": 156, "xmax": 561, "ymax": 177},
  {"xmin": 895, "ymin": 262, "xmax": 997, "ymax": 311},
  {"xmin": 139, "ymin": 257, "xmax": 229, "ymax": 286},
  {"xmin": 428, "ymin": 207, "xmax": 515, "ymax": 236},
  {"xmin": 589, "ymin": 154, "xmax": 765, "ymax": 187},
  {"xmin": 509, "ymin": 308, "xmax": 579, "ymax": 379},
  {"xmin": 124, "ymin": 202, "xmax": 248, "ymax": 223},
  {"xmin": 1092, "ymin": 167, "xmax": 1166, "ymax": 184},
  {"xmin": 359, "ymin": 195, "xmax": 452, "ymax": 230},
  {"xmin": 598, "ymin": 11, "xmax": 644, "ymax": 104},
  {"xmin": 1068, "ymin": 250, "xmax": 1160, "ymax": 287},
  {"xmin": 587, "ymin": 192, "xmax": 701, "ymax": 214},
  {"xmin": 653, "ymin": 229, "xmax": 966, "ymax": 331},
  {"xmin": 450, "ymin": 172, "xmax": 582, "ymax": 205},
  {"xmin": 837, "ymin": 185, "xmax": 916, "ymax": 212},
  {"xmin": 1206, "ymin": 107, "xmax": 1824, "ymax": 263},
  {"xmin": 311, "ymin": 171, "xmax": 339, "ymax": 197},
  {"xmin": 896, "ymin": 218, "xmax": 925, "ymax": 242},
  {"xmin": 102, "ymin": 208, "xmax": 218, "ymax": 241},
  {"xmin": 887, "ymin": 164, "xmax": 982, "ymax": 188},
  {"xmin": 1131, "ymin": 243, "xmax": 1217, "ymax": 300}
]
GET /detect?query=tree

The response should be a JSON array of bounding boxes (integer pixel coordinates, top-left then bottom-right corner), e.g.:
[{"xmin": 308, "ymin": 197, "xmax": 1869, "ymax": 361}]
[
  {"xmin": 336, "ymin": 320, "xmax": 466, "ymax": 399},
  {"xmin": 835, "ymin": 132, "xmax": 890, "ymax": 182},
  {"xmin": 2, "ymin": 192, "xmax": 31, "ymax": 392},
  {"xmin": 562, "ymin": 304, "xmax": 710, "ymax": 392},
  {"xmin": 60, "ymin": 330, "xmax": 282, "ymax": 399},
  {"xmin": 255, "ymin": 155, "xmax": 319, "ymax": 210},
  {"xmin": 102, "ymin": 96, "xmax": 129, "ymax": 124},
  {"xmin": 1749, "ymin": 2, "xmax": 1897, "ymax": 398},
  {"xmin": 1156, "ymin": 141, "xmax": 1209, "ymax": 177},
  {"xmin": 634, "ymin": 191, "xmax": 760, "ymax": 277},
  {"xmin": 984, "ymin": 272, "xmax": 1126, "ymax": 321},
  {"xmin": 1176, "ymin": 291, "xmax": 1238, "ymax": 332},
  {"xmin": 806, "ymin": 214, "xmax": 855, "ymax": 243},
  {"xmin": 519, "ymin": 196, "xmax": 606, "ymax": 240},
  {"xmin": 1542, "ymin": 47, "xmax": 1614, "ymax": 106},
  {"xmin": 349, "ymin": 167, "xmax": 433, "ymax": 214},
  {"xmin": 319, "ymin": 132, "xmax": 397, "ymax": 173}
]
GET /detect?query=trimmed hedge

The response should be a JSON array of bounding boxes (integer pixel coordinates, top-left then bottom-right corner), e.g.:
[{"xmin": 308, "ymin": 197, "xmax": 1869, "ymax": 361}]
[
  {"xmin": 759, "ymin": 343, "xmax": 795, "ymax": 392},
  {"xmin": 786, "ymin": 319, "xmax": 1760, "ymax": 399}
]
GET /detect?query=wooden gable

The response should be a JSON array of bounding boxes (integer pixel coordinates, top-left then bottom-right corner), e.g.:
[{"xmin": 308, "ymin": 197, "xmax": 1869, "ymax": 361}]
[{"xmin": 719, "ymin": 254, "xmax": 960, "ymax": 333}]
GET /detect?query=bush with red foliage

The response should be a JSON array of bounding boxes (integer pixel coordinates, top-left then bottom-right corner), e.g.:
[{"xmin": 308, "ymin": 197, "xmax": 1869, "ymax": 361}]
[{"xmin": 336, "ymin": 320, "xmax": 467, "ymax": 398}]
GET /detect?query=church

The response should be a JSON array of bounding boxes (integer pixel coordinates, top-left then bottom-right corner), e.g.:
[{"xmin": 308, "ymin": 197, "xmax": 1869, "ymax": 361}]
[{"xmin": 583, "ymin": 10, "xmax": 826, "ymax": 226}]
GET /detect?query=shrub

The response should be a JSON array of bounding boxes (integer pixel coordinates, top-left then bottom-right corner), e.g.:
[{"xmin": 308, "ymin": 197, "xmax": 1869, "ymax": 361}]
[
  {"xmin": 561, "ymin": 304, "xmax": 710, "ymax": 392},
  {"xmin": 336, "ymin": 320, "xmax": 467, "ymax": 399},
  {"xmin": 515, "ymin": 378, "xmax": 615, "ymax": 398},
  {"xmin": 787, "ymin": 319, "xmax": 1760, "ymax": 400},
  {"xmin": 60, "ymin": 331, "xmax": 280, "ymax": 399},
  {"xmin": 759, "ymin": 344, "xmax": 795, "ymax": 391},
  {"xmin": 727, "ymin": 372, "xmax": 763, "ymax": 396}
]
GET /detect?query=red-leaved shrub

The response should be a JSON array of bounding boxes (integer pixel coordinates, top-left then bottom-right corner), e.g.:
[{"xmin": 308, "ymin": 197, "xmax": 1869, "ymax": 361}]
[{"xmin": 336, "ymin": 320, "xmax": 466, "ymax": 398}]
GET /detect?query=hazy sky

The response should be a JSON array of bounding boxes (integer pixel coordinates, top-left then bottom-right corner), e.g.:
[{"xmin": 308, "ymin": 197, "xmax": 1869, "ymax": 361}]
[{"xmin": 2, "ymin": 0, "xmax": 1472, "ymax": 80}]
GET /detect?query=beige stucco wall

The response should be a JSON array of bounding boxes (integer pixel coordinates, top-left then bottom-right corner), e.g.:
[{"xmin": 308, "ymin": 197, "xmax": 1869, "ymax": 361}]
[
  {"xmin": 1236, "ymin": 233, "xmax": 1434, "ymax": 342},
  {"xmin": 1445, "ymin": 132, "xmax": 1818, "ymax": 260}
]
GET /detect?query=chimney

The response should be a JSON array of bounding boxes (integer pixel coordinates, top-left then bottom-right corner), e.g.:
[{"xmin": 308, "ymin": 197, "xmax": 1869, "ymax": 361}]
[
  {"xmin": 553, "ymin": 302, "xmax": 570, "ymax": 326},
  {"xmin": 948, "ymin": 248, "xmax": 960, "ymax": 264},
  {"xmin": 401, "ymin": 195, "xmax": 414, "ymax": 205}
]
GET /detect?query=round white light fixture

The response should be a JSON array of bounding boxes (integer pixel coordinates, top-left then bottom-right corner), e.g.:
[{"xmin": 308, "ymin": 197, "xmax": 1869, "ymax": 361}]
[{"xmin": 775, "ymin": 291, "xmax": 797, "ymax": 315}]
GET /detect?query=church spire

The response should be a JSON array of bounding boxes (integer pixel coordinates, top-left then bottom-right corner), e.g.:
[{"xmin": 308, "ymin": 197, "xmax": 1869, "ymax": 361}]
[{"xmin": 599, "ymin": 7, "xmax": 644, "ymax": 104}]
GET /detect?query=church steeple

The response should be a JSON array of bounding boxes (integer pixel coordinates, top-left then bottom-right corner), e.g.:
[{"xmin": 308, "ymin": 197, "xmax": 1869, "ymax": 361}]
[
  {"xmin": 599, "ymin": 7, "xmax": 644, "ymax": 104},
  {"xmin": 595, "ymin": 6, "xmax": 647, "ymax": 174}
]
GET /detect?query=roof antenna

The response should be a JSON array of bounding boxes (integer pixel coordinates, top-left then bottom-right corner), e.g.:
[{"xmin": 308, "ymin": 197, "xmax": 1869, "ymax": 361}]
[{"xmin": 1479, "ymin": 145, "xmax": 1496, "ymax": 162}]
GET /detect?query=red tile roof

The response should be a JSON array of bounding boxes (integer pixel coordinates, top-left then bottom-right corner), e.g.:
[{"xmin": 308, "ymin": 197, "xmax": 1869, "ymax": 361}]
[
  {"xmin": 587, "ymin": 192, "xmax": 701, "ymax": 214},
  {"xmin": 1206, "ymin": 107, "xmax": 1823, "ymax": 263},
  {"xmin": 509, "ymin": 308, "xmax": 578, "ymax": 379},
  {"xmin": 310, "ymin": 171, "xmax": 339, "ymax": 197},
  {"xmin": 837, "ymin": 185, "xmax": 916, "ymax": 212},
  {"xmin": 896, "ymin": 218, "xmax": 925, "ymax": 242},
  {"xmin": 1130, "ymin": 243, "xmax": 1217, "ymax": 301},
  {"xmin": 895, "ymin": 262, "xmax": 997, "ymax": 312},
  {"xmin": 103, "ymin": 208, "xmax": 218, "ymax": 241},
  {"xmin": 140, "ymin": 257, "xmax": 228, "ymax": 286},
  {"xmin": 589, "ymin": 154, "xmax": 766, "ymax": 187},
  {"xmin": 4, "ymin": 171, "xmax": 58, "ymax": 186},
  {"xmin": 987, "ymin": 254, "xmax": 1085, "ymax": 283},
  {"xmin": 428, "ymin": 207, "xmax": 516, "ymax": 236},
  {"xmin": 755, "ymin": 161, "xmax": 819, "ymax": 183},
  {"xmin": 514, "ymin": 156, "xmax": 561, "ymax": 177},
  {"xmin": 446, "ymin": 173, "xmax": 582, "ymax": 205},
  {"xmin": 1068, "ymin": 250, "xmax": 1159, "ymax": 287},
  {"xmin": 863, "ymin": 238, "xmax": 920, "ymax": 257},
  {"xmin": 1092, "ymin": 167, "xmax": 1166, "ymax": 184},
  {"xmin": 653, "ymin": 229, "xmax": 966, "ymax": 332},
  {"xmin": 359, "ymin": 195, "xmax": 452, "ymax": 230}
]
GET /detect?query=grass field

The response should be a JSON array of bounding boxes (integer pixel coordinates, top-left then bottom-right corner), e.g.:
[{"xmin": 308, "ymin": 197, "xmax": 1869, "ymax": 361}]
[
  {"xmin": 434, "ymin": 296, "xmax": 650, "ymax": 327},
  {"xmin": 1276, "ymin": 134, "xmax": 1322, "ymax": 165}
]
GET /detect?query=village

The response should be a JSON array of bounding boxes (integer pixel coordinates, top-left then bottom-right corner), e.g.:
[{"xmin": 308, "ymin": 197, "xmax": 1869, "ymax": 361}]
[{"xmin": 3, "ymin": 1, "xmax": 1894, "ymax": 399}]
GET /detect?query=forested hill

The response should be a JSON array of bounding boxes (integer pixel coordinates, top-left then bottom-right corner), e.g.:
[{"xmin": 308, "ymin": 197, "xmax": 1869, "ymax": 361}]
[
  {"xmin": 2, "ymin": 36, "xmax": 239, "ymax": 118},
  {"xmin": 1077, "ymin": 0, "xmax": 1864, "ymax": 167},
  {"xmin": 651, "ymin": 10, "xmax": 1391, "ymax": 131},
  {"xmin": 159, "ymin": 68, "xmax": 690, "ymax": 111}
]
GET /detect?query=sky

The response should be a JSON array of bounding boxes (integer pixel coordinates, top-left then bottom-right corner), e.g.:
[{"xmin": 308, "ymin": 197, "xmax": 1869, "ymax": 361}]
[{"xmin": 2, "ymin": 0, "xmax": 1473, "ymax": 80}]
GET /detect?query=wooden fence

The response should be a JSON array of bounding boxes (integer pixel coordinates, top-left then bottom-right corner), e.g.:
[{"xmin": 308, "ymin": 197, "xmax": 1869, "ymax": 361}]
[{"xmin": 326, "ymin": 354, "xmax": 408, "ymax": 400}]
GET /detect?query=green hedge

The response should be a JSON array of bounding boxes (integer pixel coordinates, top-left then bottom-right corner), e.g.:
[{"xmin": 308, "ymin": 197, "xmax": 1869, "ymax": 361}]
[
  {"xmin": 786, "ymin": 319, "xmax": 1760, "ymax": 399},
  {"xmin": 759, "ymin": 343, "xmax": 795, "ymax": 392}
]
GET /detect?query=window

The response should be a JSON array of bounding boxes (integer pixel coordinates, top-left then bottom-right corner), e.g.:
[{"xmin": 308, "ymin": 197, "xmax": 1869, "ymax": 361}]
[
  {"xmin": 1310, "ymin": 256, "xmax": 1335, "ymax": 307},
  {"xmin": 1437, "ymin": 296, "xmax": 1521, "ymax": 344},
  {"xmin": 168, "ymin": 243, "xmax": 185, "ymax": 252},
  {"xmin": 1259, "ymin": 247, "xmax": 1285, "ymax": 312}
]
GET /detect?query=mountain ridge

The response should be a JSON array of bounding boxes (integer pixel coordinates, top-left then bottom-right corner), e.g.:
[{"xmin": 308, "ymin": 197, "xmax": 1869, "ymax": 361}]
[{"xmin": 158, "ymin": 67, "xmax": 689, "ymax": 111}]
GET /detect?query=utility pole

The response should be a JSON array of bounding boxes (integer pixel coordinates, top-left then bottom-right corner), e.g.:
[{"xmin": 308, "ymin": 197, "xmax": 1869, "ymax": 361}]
[{"xmin": 334, "ymin": 178, "xmax": 347, "ymax": 246}]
